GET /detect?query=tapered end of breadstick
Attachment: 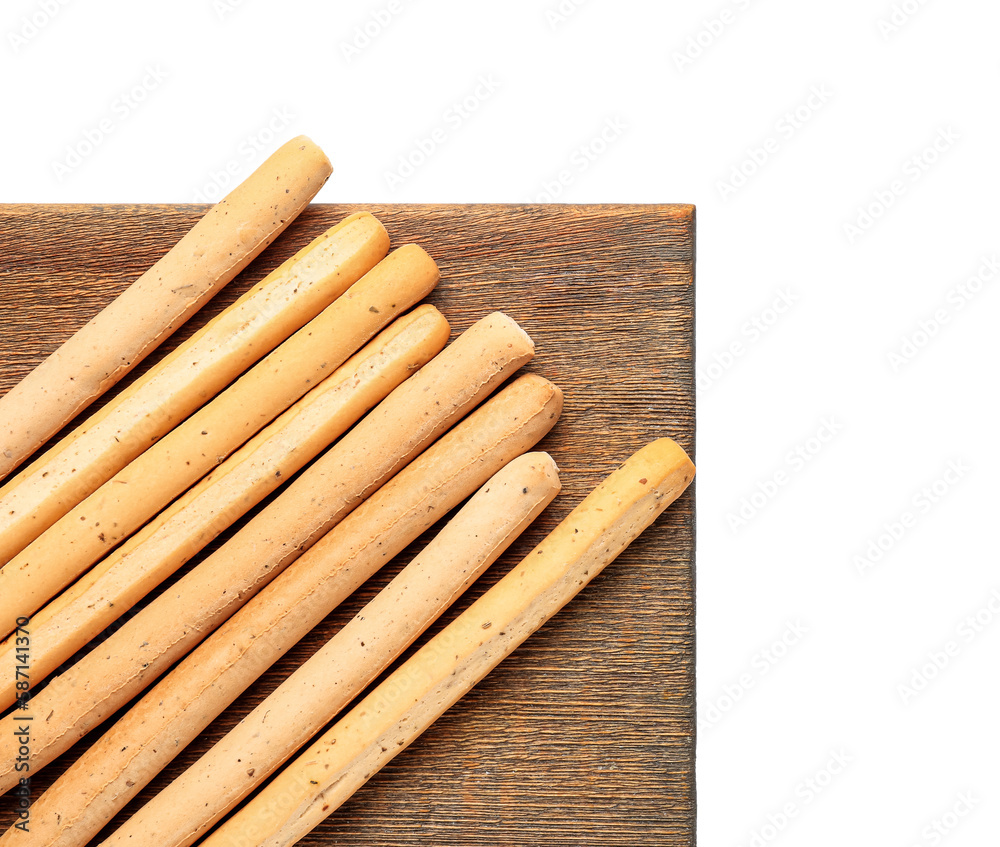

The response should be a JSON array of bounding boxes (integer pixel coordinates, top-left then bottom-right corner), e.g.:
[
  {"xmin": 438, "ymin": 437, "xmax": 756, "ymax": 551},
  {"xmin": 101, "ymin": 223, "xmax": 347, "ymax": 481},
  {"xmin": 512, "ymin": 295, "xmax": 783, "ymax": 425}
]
[
  {"xmin": 525, "ymin": 437, "xmax": 693, "ymax": 591},
  {"xmin": 219, "ymin": 135, "xmax": 332, "ymax": 248},
  {"xmin": 336, "ymin": 303, "xmax": 451, "ymax": 376},
  {"xmin": 285, "ymin": 134, "xmax": 330, "ymax": 161},
  {"xmin": 515, "ymin": 372, "xmax": 562, "ymax": 409},
  {"xmin": 502, "ymin": 451, "xmax": 562, "ymax": 526},
  {"xmin": 517, "ymin": 450, "xmax": 561, "ymax": 487},
  {"xmin": 388, "ymin": 243, "xmax": 440, "ymax": 278},
  {"xmin": 262, "ymin": 135, "xmax": 333, "ymax": 189},
  {"xmin": 367, "ymin": 244, "xmax": 441, "ymax": 298},
  {"xmin": 479, "ymin": 451, "xmax": 561, "ymax": 524},
  {"xmin": 493, "ymin": 312, "xmax": 534, "ymax": 352},
  {"xmin": 642, "ymin": 437, "xmax": 694, "ymax": 478},
  {"xmin": 603, "ymin": 437, "xmax": 694, "ymax": 515},
  {"xmin": 327, "ymin": 211, "xmax": 390, "ymax": 249},
  {"xmin": 473, "ymin": 312, "xmax": 535, "ymax": 356}
]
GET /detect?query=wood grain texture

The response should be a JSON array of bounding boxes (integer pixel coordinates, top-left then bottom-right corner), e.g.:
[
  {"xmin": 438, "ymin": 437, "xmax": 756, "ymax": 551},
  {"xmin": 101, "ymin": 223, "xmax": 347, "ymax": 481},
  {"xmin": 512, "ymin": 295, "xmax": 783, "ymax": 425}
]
[{"xmin": 0, "ymin": 203, "xmax": 695, "ymax": 846}]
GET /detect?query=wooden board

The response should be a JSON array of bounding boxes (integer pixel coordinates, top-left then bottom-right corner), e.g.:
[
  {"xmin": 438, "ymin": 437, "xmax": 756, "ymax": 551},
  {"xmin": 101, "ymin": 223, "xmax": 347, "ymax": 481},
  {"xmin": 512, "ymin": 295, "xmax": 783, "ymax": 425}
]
[{"xmin": 0, "ymin": 203, "xmax": 695, "ymax": 845}]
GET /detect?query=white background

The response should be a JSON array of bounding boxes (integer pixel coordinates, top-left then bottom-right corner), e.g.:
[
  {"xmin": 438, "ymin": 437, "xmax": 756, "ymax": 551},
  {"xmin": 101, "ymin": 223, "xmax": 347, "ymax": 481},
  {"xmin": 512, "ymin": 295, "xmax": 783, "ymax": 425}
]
[{"xmin": 3, "ymin": 1, "xmax": 999, "ymax": 844}]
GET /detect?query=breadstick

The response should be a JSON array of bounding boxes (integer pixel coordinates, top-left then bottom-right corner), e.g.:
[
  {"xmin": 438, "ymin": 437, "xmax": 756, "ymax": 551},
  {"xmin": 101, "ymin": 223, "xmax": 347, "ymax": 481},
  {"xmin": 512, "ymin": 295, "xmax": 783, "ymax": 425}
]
[
  {"xmin": 0, "ymin": 316, "xmax": 545, "ymax": 794},
  {"xmin": 8, "ymin": 376, "xmax": 561, "ymax": 844},
  {"xmin": 0, "ymin": 211, "xmax": 388, "ymax": 570},
  {"xmin": 0, "ymin": 244, "xmax": 439, "ymax": 628},
  {"xmin": 0, "ymin": 136, "xmax": 332, "ymax": 482},
  {"xmin": 0, "ymin": 304, "xmax": 450, "ymax": 712},
  {"xmin": 103, "ymin": 452, "xmax": 561, "ymax": 847},
  {"xmin": 200, "ymin": 438, "xmax": 694, "ymax": 847}
]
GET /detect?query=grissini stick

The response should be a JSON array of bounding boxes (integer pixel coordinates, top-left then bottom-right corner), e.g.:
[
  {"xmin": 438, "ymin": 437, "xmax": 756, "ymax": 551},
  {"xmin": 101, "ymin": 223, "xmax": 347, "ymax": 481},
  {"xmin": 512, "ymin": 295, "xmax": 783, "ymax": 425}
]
[
  {"xmin": 0, "ymin": 315, "xmax": 543, "ymax": 793},
  {"xmin": 0, "ymin": 210, "xmax": 389, "ymax": 568},
  {"xmin": 0, "ymin": 244, "xmax": 438, "ymax": 628},
  {"xmin": 7, "ymin": 375, "xmax": 561, "ymax": 844},
  {"xmin": 0, "ymin": 136, "xmax": 331, "ymax": 482},
  {"xmin": 100, "ymin": 452, "xmax": 561, "ymax": 847},
  {"xmin": 200, "ymin": 438, "xmax": 694, "ymax": 847},
  {"xmin": 0, "ymin": 304, "xmax": 450, "ymax": 712}
]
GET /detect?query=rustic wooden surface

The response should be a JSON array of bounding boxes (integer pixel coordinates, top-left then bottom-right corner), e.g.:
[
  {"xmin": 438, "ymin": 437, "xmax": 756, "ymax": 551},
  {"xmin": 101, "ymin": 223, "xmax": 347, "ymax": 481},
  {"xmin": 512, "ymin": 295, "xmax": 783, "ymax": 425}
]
[{"xmin": 0, "ymin": 203, "xmax": 695, "ymax": 846}]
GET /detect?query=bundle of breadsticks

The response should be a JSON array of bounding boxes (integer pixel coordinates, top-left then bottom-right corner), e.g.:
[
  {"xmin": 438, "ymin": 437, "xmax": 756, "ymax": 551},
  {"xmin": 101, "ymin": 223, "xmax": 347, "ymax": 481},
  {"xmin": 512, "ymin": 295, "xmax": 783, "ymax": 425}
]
[{"xmin": 0, "ymin": 136, "xmax": 693, "ymax": 847}]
